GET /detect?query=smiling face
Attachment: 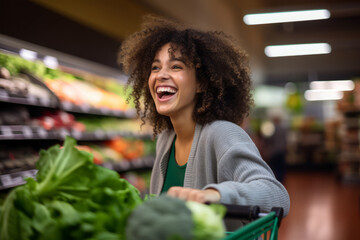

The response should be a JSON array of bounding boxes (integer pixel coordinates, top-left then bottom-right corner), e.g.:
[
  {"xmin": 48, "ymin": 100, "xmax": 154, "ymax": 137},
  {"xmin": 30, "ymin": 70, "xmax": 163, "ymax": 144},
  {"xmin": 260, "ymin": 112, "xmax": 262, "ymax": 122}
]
[{"xmin": 148, "ymin": 43, "xmax": 199, "ymax": 121}]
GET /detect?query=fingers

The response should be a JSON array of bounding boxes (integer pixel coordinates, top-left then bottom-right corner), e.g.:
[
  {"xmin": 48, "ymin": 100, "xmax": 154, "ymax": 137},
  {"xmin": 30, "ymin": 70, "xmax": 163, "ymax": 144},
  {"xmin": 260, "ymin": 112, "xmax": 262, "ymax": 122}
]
[{"xmin": 166, "ymin": 187, "xmax": 221, "ymax": 203}]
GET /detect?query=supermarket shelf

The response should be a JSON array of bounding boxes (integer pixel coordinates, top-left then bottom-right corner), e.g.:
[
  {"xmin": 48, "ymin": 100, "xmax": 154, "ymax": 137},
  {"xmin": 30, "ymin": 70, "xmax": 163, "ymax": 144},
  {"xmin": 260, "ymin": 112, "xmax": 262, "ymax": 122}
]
[
  {"xmin": 0, "ymin": 90, "xmax": 58, "ymax": 108},
  {"xmin": 0, "ymin": 125, "xmax": 58, "ymax": 140},
  {"xmin": 0, "ymin": 169, "xmax": 37, "ymax": 190},
  {"xmin": 0, "ymin": 125, "xmax": 152, "ymax": 140},
  {"xmin": 0, "ymin": 157, "xmax": 155, "ymax": 190},
  {"xmin": 101, "ymin": 156, "xmax": 155, "ymax": 173},
  {"xmin": 60, "ymin": 101, "xmax": 137, "ymax": 118},
  {"xmin": 0, "ymin": 91, "xmax": 137, "ymax": 118}
]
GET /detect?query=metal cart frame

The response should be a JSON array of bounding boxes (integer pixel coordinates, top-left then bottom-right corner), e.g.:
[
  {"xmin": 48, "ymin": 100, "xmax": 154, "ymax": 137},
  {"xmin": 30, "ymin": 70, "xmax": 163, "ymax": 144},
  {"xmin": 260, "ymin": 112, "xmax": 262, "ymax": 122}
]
[{"xmin": 223, "ymin": 205, "xmax": 284, "ymax": 240}]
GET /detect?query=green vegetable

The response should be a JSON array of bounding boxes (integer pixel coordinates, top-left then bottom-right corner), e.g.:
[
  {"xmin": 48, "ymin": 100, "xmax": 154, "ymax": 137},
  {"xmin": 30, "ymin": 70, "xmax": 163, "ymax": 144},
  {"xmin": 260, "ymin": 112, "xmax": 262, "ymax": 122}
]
[
  {"xmin": 0, "ymin": 52, "xmax": 46, "ymax": 77},
  {"xmin": 126, "ymin": 195, "xmax": 226, "ymax": 240},
  {"xmin": 0, "ymin": 136, "xmax": 142, "ymax": 240},
  {"xmin": 186, "ymin": 201, "xmax": 226, "ymax": 240}
]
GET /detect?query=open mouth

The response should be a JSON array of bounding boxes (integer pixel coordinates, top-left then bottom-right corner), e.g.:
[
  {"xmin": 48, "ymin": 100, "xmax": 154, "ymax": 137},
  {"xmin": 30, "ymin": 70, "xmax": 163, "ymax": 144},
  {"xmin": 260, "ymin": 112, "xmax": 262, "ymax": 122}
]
[{"xmin": 156, "ymin": 86, "xmax": 177, "ymax": 100}]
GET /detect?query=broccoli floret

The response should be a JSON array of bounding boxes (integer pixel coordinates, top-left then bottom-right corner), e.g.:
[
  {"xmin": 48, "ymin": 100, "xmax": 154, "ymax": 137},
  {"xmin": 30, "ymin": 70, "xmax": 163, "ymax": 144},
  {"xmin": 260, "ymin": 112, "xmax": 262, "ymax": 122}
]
[
  {"xmin": 126, "ymin": 195, "xmax": 193, "ymax": 240},
  {"xmin": 126, "ymin": 195, "xmax": 226, "ymax": 240}
]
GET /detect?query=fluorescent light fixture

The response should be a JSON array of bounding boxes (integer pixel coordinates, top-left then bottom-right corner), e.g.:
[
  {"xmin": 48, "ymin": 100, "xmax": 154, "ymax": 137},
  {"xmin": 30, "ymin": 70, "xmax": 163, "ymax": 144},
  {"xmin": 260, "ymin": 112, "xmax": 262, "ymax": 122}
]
[
  {"xmin": 310, "ymin": 80, "xmax": 354, "ymax": 91},
  {"xmin": 304, "ymin": 89, "xmax": 343, "ymax": 101},
  {"xmin": 265, "ymin": 43, "xmax": 331, "ymax": 57},
  {"xmin": 254, "ymin": 85, "xmax": 286, "ymax": 107},
  {"xmin": 19, "ymin": 48, "xmax": 37, "ymax": 61},
  {"xmin": 243, "ymin": 9, "xmax": 330, "ymax": 25},
  {"xmin": 43, "ymin": 56, "xmax": 59, "ymax": 69}
]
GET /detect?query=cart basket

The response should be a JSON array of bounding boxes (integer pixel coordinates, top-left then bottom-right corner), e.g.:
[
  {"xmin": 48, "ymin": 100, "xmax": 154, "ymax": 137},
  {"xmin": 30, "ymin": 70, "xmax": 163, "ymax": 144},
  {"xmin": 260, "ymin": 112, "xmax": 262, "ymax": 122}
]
[{"xmin": 222, "ymin": 205, "xmax": 284, "ymax": 240}]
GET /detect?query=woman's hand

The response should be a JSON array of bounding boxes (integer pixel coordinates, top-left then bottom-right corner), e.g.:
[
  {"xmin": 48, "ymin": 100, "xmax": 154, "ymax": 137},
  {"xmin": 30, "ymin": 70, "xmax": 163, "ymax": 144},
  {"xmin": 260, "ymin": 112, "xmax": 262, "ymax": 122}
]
[{"xmin": 167, "ymin": 187, "xmax": 221, "ymax": 203}]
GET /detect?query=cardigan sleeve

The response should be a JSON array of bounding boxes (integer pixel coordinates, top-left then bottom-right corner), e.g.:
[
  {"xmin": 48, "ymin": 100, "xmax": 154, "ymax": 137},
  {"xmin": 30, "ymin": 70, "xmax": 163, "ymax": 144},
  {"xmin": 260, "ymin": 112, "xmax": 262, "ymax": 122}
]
[{"xmin": 203, "ymin": 123, "xmax": 290, "ymax": 216}]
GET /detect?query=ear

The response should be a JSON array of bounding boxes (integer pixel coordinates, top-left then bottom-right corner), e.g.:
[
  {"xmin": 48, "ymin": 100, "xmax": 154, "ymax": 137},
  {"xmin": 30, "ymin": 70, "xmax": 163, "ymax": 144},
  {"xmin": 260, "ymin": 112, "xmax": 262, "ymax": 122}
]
[{"xmin": 196, "ymin": 82, "xmax": 203, "ymax": 93}]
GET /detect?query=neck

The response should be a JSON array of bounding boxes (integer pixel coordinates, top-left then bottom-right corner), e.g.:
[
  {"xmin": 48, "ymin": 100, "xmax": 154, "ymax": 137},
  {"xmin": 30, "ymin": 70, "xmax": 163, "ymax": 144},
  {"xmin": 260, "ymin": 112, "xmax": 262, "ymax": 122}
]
[{"xmin": 170, "ymin": 116, "xmax": 196, "ymax": 143}]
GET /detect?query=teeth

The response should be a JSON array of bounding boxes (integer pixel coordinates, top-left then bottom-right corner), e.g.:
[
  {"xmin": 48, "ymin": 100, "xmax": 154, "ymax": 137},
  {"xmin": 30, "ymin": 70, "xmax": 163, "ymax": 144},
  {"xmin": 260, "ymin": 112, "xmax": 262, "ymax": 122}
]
[{"xmin": 156, "ymin": 87, "xmax": 176, "ymax": 93}]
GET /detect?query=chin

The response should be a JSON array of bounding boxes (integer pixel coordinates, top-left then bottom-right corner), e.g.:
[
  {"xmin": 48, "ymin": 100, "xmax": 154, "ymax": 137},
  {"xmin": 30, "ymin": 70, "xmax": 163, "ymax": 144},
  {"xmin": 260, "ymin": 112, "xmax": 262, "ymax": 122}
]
[{"xmin": 155, "ymin": 108, "xmax": 171, "ymax": 116}]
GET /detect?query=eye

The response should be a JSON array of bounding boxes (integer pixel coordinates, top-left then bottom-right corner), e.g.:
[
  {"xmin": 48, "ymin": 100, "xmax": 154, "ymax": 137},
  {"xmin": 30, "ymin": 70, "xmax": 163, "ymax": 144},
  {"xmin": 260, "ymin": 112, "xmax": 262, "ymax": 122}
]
[
  {"xmin": 151, "ymin": 65, "xmax": 160, "ymax": 71},
  {"xmin": 172, "ymin": 65, "xmax": 182, "ymax": 70}
]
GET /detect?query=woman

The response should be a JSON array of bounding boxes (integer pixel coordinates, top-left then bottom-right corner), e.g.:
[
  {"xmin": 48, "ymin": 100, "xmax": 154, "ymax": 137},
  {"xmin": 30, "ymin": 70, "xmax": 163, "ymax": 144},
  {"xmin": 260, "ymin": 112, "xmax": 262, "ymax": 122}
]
[{"xmin": 118, "ymin": 15, "xmax": 290, "ymax": 217}]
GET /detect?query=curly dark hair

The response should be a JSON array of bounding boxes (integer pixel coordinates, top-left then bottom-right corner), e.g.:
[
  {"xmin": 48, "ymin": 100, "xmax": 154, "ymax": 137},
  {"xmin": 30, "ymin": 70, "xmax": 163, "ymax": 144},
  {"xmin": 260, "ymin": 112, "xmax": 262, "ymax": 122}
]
[{"xmin": 118, "ymin": 15, "xmax": 253, "ymax": 136}]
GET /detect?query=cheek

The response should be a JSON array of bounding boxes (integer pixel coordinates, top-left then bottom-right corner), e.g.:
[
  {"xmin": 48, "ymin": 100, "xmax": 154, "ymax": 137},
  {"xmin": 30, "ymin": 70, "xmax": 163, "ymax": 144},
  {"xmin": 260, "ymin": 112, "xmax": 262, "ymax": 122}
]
[{"xmin": 148, "ymin": 76, "xmax": 155, "ymax": 94}]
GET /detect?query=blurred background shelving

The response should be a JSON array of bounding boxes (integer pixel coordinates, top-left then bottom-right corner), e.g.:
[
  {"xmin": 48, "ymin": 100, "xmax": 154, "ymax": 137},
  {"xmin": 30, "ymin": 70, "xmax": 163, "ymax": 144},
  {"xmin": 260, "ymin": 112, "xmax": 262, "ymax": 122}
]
[
  {"xmin": 1, "ymin": 1, "xmax": 360, "ymax": 239},
  {"xmin": 0, "ymin": 34, "xmax": 155, "ymax": 194}
]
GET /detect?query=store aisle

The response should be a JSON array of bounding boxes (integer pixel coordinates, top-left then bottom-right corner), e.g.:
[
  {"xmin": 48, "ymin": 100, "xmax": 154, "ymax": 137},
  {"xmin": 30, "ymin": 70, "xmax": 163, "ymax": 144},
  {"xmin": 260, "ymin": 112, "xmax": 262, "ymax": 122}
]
[{"xmin": 278, "ymin": 171, "xmax": 360, "ymax": 240}]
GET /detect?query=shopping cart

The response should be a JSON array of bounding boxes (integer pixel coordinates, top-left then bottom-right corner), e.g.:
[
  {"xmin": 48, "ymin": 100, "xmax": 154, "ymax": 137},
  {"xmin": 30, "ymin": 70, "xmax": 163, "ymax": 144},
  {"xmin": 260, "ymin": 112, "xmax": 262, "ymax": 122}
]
[{"xmin": 222, "ymin": 205, "xmax": 284, "ymax": 240}]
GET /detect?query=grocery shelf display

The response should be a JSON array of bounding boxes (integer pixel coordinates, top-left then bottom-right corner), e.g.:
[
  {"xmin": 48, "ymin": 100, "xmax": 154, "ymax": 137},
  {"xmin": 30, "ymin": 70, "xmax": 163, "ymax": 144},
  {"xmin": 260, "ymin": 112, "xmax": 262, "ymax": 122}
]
[
  {"xmin": 336, "ymin": 82, "xmax": 360, "ymax": 184},
  {"xmin": 0, "ymin": 35, "xmax": 155, "ymax": 192}
]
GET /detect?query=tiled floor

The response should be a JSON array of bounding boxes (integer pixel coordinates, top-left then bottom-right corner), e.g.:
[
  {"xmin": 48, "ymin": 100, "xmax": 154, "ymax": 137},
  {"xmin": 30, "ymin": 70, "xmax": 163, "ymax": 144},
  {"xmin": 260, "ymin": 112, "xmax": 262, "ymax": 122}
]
[{"xmin": 278, "ymin": 171, "xmax": 360, "ymax": 240}]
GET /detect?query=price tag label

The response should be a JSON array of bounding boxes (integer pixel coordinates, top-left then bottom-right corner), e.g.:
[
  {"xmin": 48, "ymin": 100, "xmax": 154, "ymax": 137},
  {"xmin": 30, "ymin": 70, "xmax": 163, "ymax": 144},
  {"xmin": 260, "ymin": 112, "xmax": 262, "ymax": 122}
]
[
  {"xmin": 39, "ymin": 97, "xmax": 50, "ymax": 106},
  {"xmin": 22, "ymin": 126, "xmax": 33, "ymax": 138},
  {"xmin": 111, "ymin": 110, "xmax": 120, "ymax": 116},
  {"xmin": 100, "ymin": 107, "xmax": 110, "ymax": 114},
  {"xmin": 132, "ymin": 159, "xmax": 142, "ymax": 168},
  {"xmin": 59, "ymin": 128, "xmax": 70, "ymax": 139},
  {"xmin": 118, "ymin": 161, "xmax": 130, "ymax": 170},
  {"xmin": 27, "ymin": 95, "xmax": 37, "ymax": 105},
  {"xmin": 102, "ymin": 162, "xmax": 114, "ymax": 170},
  {"xmin": 143, "ymin": 156, "xmax": 154, "ymax": 167},
  {"xmin": 94, "ymin": 130, "xmax": 105, "ymax": 139},
  {"xmin": 62, "ymin": 101, "xmax": 72, "ymax": 110},
  {"xmin": 125, "ymin": 109, "xmax": 136, "ymax": 118},
  {"xmin": 0, "ymin": 89, "xmax": 9, "ymax": 100},
  {"xmin": 37, "ymin": 128, "xmax": 48, "ymax": 138},
  {"xmin": 11, "ymin": 175, "xmax": 25, "ymax": 185},
  {"xmin": 71, "ymin": 130, "xmax": 83, "ymax": 139},
  {"xmin": 80, "ymin": 104, "xmax": 91, "ymax": 112},
  {"xmin": 0, "ymin": 175, "xmax": 13, "ymax": 187},
  {"xmin": 1, "ymin": 126, "xmax": 13, "ymax": 138},
  {"xmin": 21, "ymin": 170, "xmax": 37, "ymax": 179}
]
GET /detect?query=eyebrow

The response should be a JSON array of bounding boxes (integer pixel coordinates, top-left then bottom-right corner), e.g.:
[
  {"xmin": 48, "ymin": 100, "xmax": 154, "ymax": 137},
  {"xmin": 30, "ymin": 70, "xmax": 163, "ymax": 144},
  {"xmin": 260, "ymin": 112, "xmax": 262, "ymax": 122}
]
[{"xmin": 152, "ymin": 57, "xmax": 186, "ymax": 64}]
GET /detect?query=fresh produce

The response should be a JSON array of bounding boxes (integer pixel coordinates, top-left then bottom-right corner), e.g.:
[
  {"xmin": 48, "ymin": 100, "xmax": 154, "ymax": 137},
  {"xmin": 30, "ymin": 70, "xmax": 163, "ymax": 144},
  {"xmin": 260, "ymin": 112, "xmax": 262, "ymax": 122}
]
[
  {"xmin": 44, "ymin": 78, "xmax": 130, "ymax": 111},
  {"xmin": 0, "ymin": 136, "xmax": 142, "ymax": 240},
  {"xmin": 0, "ymin": 51, "xmax": 132, "ymax": 111},
  {"xmin": 186, "ymin": 201, "xmax": 227, "ymax": 240},
  {"xmin": 126, "ymin": 195, "xmax": 226, "ymax": 240},
  {"xmin": 107, "ymin": 137, "xmax": 145, "ymax": 160},
  {"xmin": 0, "ymin": 52, "xmax": 46, "ymax": 76},
  {"xmin": 32, "ymin": 110, "xmax": 86, "ymax": 131}
]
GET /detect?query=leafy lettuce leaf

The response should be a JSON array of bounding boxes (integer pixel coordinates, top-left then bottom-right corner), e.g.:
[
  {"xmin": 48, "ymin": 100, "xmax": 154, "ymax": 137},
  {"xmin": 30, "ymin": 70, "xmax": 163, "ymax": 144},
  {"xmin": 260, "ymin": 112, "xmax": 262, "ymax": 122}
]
[{"xmin": 0, "ymin": 136, "xmax": 142, "ymax": 240}]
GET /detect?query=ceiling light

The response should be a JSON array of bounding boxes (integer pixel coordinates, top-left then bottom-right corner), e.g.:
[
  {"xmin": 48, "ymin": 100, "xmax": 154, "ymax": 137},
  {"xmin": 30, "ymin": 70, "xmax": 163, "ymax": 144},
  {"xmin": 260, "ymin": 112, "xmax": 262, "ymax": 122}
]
[
  {"xmin": 265, "ymin": 43, "xmax": 331, "ymax": 57},
  {"xmin": 304, "ymin": 89, "xmax": 343, "ymax": 101},
  {"xmin": 310, "ymin": 80, "xmax": 354, "ymax": 91},
  {"xmin": 243, "ymin": 9, "xmax": 330, "ymax": 25}
]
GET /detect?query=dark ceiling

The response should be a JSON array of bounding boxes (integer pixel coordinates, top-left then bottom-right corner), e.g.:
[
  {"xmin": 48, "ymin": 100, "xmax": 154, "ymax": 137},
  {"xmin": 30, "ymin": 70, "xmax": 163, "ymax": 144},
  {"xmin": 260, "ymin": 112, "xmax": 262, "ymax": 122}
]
[{"xmin": 0, "ymin": 0, "xmax": 359, "ymax": 87}]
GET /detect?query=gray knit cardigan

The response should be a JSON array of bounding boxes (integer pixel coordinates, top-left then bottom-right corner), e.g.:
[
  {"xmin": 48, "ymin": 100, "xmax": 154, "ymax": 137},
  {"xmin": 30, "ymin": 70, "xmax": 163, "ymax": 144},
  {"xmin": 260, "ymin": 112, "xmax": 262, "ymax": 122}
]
[{"xmin": 150, "ymin": 120, "xmax": 290, "ymax": 216}]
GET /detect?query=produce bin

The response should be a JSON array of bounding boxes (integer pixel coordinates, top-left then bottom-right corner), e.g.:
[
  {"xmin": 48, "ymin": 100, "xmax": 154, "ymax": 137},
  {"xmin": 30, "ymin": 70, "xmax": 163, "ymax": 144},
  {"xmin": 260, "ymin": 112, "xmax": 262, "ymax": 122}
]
[{"xmin": 222, "ymin": 205, "xmax": 284, "ymax": 240}]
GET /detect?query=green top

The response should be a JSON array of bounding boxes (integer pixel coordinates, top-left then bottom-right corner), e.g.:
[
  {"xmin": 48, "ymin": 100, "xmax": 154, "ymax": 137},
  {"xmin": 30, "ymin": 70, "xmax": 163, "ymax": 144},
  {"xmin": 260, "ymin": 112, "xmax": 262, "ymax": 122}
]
[{"xmin": 161, "ymin": 137, "xmax": 187, "ymax": 193}]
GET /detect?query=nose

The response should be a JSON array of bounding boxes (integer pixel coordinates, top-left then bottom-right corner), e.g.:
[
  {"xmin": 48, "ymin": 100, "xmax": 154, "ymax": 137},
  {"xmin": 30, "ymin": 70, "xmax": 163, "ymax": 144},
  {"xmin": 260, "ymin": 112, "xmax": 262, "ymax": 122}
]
[{"xmin": 156, "ymin": 68, "xmax": 170, "ymax": 80}]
